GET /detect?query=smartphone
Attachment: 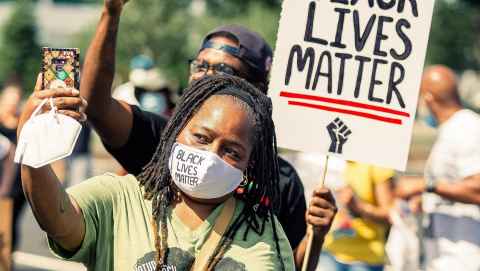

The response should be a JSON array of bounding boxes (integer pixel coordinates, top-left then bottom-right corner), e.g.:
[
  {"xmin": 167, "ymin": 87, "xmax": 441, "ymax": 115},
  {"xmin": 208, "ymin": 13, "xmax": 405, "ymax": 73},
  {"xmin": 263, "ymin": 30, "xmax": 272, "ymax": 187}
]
[{"xmin": 41, "ymin": 47, "xmax": 80, "ymax": 90}]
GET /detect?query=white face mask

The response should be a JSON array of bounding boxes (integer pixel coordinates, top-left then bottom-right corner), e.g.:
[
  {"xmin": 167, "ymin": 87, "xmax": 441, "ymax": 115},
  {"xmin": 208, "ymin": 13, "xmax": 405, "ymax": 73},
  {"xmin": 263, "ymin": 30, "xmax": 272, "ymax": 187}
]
[
  {"xmin": 14, "ymin": 98, "xmax": 82, "ymax": 168},
  {"xmin": 168, "ymin": 142, "xmax": 244, "ymax": 199}
]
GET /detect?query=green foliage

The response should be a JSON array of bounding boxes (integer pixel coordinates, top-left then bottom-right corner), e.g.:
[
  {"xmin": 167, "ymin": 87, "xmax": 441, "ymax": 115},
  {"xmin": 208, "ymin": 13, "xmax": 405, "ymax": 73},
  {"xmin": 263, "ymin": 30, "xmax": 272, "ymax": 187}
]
[
  {"xmin": 461, "ymin": 0, "xmax": 480, "ymax": 7},
  {"xmin": 75, "ymin": 0, "xmax": 282, "ymax": 88},
  {"xmin": 205, "ymin": 0, "xmax": 281, "ymax": 17},
  {"xmin": 72, "ymin": 0, "xmax": 480, "ymax": 86},
  {"xmin": 425, "ymin": 0, "xmax": 477, "ymax": 70},
  {"xmin": 0, "ymin": 0, "xmax": 41, "ymax": 92},
  {"xmin": 116, "ymin": 0, "xmax": 193, "ymax": 85}
]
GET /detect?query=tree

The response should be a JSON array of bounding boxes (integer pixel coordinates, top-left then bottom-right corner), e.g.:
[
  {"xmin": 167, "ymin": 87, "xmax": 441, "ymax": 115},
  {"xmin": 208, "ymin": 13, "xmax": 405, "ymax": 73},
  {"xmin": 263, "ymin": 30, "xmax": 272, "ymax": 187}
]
[
  {"xmin": 0, "ymin": 0, "xmax": 41, "ymax": 93},
  {"xmin": 461, "ymin": 0, "xmax": 480, "ymax": 7},
  {"xmin": 75, "ymin": 0, "xmax": 282, "ymax": 88},
  {"xmin": 425, "ymin": 0, "xmax": 478, "ymax": 70},
  {"xmin": 116, "ymin": 0, "xmax": 193, "ymax": 85},
  {"xmin": 205, "ymin": 0, "xmax": 281, "ymax": 17}
]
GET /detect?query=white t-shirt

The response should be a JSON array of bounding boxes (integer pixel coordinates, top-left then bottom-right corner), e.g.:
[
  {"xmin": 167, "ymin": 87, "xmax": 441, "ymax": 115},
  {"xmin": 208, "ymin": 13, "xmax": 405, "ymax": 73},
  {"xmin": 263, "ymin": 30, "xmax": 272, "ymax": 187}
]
[
  {"xmin": 423, "ymin": 109, "xmax": 480, "ymax": 271},
  {"xmin": 0, "ymin": 134, "xmax": 11, "ymax": 160}
]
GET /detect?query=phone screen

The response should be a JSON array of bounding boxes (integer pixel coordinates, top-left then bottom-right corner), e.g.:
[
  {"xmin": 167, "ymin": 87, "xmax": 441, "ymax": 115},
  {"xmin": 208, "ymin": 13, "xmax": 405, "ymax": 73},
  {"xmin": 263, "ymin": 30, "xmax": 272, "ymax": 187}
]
[{"xmin": 41, "ymin": 47, "xmax": 80, "ymax": 90}]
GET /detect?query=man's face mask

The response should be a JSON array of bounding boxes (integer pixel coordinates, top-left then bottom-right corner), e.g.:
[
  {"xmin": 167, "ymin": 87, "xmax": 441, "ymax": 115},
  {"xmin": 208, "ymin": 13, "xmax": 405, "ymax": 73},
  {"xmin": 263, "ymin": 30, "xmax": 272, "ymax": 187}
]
[
  {"xmin": 424, "ymin": 113, "xmax": 438, "ymax": 128},
  {"xmin": 168, "ymin": 142, "xmax": 244, "ymax": 199},
  {"xmin": 14, "ymin": 98, "xmax": 82, "ymax": 168}
]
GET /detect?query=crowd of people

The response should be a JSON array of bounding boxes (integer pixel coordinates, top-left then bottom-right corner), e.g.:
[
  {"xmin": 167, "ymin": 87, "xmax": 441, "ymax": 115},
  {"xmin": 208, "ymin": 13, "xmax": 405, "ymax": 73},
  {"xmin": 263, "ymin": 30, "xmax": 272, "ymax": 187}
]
[{"xmin": 0, "ymin": 0, "xmax": 479, "ymax": 270}]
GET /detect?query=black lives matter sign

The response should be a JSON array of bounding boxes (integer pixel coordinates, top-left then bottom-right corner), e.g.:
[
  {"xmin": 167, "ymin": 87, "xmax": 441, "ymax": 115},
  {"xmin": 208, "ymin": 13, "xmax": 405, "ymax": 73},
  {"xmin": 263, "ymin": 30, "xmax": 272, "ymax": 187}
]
[{"xmin": 269, "ymin": 0, "xmax": 435, "ymax": 170}]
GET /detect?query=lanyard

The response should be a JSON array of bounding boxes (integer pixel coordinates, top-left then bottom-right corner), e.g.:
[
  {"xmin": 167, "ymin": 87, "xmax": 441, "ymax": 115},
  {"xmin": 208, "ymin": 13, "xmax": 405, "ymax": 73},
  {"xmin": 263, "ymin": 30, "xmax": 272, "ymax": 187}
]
[{"xmin": 190, "ymin": 197, "xmax": 236, "ymax": 271}]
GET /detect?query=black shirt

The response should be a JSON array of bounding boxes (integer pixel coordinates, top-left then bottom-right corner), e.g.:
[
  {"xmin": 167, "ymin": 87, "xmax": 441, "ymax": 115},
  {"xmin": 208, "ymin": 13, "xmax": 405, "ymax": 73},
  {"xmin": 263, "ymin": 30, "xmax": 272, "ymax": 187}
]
[
  {"xmin": 105, "ymin": 105, "xmax": 307, "ymax": 249},
  {"xmin": 0, "ymin": 125, "xmax": 22, "ymax": 198}
]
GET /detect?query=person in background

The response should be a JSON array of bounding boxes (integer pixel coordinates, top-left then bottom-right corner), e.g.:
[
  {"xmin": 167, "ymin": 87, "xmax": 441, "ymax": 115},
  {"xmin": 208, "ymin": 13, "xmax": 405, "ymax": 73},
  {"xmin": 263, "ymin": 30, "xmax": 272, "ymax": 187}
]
[
  {"xmin": 0, "ymin": 85, "xmax": 22, "ymax": 139},
  {"xmin": 65, "ymin": 125, "xmax": 92, "ymax": 188},
  {"xmin": 0, "ymin": 83, "xmax": 24, "ymax": 251},
  {"xmin": 0, "ymin": 133, "xmax": 15, "ymax": 198},
  {"xmin": 319, "ymin": 162, "xmax": 394, "ymax": 271},
  {"xmin": 0, "ymin": 132, "xmax": 15, "ymax": 271},
  {"xmin": 396, "ymin": 65, "xmax": 480, "ymax": 271},
  {"xmin": 113, "ymin": 55, "xmax": 176, "ymax": 117}
]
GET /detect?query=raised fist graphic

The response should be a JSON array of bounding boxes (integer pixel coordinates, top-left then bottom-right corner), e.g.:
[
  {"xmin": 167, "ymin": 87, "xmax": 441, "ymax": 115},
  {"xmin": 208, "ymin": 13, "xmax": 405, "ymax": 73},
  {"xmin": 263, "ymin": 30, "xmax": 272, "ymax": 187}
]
[{"xmin": 327, "ymin": 117, "xmax": 352, "ymax": 154}]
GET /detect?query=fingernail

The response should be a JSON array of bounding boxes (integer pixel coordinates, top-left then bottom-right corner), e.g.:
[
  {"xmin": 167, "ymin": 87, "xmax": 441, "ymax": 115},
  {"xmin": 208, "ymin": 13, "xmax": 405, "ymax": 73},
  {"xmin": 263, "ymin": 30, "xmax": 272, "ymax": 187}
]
[{"xmin": 72, "ymin": 89, "xmax": 80, "ymax": 95}]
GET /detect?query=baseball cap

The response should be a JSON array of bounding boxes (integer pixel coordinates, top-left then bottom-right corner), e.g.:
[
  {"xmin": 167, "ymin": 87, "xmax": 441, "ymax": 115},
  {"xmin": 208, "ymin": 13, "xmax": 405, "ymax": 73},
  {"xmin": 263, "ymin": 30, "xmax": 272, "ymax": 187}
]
[{"xmin": 200, "ymin": 25, "xmax": 273, "ymax": 81}]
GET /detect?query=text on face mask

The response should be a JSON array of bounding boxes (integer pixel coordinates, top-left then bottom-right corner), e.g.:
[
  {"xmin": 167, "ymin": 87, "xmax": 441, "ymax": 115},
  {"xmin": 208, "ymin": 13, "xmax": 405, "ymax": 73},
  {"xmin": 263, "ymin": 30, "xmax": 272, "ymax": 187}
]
[{"xmin": 173, "ymin": 149, "xmax": 208, "ymax": 187}]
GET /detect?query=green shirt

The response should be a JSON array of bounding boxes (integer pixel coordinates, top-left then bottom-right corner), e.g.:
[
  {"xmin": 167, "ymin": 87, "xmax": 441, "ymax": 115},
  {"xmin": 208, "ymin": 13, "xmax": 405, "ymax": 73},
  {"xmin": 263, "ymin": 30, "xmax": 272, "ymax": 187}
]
[{"xmin": 48, "ymin": 174, "xmax": 294, "ymax": 271}]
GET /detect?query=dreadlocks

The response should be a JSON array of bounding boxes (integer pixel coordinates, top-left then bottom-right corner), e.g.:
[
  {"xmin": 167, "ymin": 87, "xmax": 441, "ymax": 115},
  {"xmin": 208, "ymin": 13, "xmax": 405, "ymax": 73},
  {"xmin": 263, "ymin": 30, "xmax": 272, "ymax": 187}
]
[{"xmin": 137, "ymin": 74, "xmax": 285, "ymax": 270}]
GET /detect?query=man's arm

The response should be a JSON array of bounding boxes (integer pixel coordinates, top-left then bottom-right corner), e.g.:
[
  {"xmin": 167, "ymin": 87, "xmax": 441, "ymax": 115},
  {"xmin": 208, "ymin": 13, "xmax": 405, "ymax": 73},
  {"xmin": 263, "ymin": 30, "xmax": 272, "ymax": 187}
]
[
  {"xmin": 433, "ymin": 175, "xmax": 480, "ymax": 204},
  {"xmin": 81, "ymin": 0, "xmax": 133, "ymax": 148},
  {"xmin": 397, "ymin": 175, "xmax": 480, "ymax": 205}
]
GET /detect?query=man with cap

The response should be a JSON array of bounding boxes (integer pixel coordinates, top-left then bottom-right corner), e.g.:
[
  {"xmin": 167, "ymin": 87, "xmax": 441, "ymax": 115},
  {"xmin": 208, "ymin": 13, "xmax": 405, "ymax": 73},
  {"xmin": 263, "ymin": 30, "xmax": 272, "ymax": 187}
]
[
  {"xmin": 396, "ymin": 65, "xmax": 480, "ymax": 271},
  {"xmin": 48, "ymin": 0, "xmax": 336, "ymax": 268}
]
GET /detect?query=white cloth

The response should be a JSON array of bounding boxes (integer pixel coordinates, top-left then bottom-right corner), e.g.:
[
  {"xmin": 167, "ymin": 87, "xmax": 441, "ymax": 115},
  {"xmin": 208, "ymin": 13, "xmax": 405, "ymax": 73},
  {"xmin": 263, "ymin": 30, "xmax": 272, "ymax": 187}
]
[
  {"xmin": 0, "ymin": 133, "xmax": 11, "ymax": 160},
  {"xmin": 280, "ymin": 152, "xmax": 346, "ymax": 201},
  {"xmin": 112, "ymin": 82, "xmax": 140, "ymax": 106},
  {"xmin": 386, "ymin": 200, "xmax": 420, "ymax": 271},
  {"xmin": 423, "ymin": 109, "xmax": 480, "ymax": 271}
]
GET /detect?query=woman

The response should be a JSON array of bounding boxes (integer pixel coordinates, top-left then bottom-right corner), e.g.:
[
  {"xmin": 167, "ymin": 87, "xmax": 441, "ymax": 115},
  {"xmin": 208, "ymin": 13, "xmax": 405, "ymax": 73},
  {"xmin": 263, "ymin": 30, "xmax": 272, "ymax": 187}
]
[
  {"xmin": 19, "ymin": 75, "xmax": 294, "ymax": 270},
  {"xmin": 319, "ymin": 162, "xmax": 395, "ymax": 271}
]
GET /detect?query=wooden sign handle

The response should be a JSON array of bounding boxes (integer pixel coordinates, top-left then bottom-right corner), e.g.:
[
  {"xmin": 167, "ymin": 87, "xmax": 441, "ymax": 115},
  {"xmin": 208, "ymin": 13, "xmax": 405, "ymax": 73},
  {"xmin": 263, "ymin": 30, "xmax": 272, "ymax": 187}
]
[{"xmin": 301, "ymin": 155, "xmax": 329, "ymax": 271}]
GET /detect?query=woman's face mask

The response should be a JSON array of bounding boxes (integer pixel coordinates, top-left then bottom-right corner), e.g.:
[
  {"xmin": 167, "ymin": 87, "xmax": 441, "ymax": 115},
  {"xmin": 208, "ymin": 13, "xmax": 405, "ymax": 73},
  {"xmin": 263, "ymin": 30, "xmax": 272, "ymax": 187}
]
[{"xmin": 168, "ymin": 142, "xmax": 243, "ymax": 199}]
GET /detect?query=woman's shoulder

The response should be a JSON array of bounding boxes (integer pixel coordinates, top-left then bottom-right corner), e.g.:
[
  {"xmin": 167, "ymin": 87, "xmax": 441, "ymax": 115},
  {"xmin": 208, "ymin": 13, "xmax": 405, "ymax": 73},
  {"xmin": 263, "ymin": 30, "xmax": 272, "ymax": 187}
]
[{"xmin": 66, "ymin": 173, "xmax": 144, "ymax": 206}]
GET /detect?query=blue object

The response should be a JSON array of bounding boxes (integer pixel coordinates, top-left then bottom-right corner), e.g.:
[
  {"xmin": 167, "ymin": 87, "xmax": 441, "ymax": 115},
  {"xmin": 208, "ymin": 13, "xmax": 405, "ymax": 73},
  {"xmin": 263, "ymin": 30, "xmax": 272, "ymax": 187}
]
[
  {"xmin": 130, "ymin": 55, "xmax": 155, "ymax": 70},
  {"xmin": 139, "ymin": 93, "xmax": 168, "ymax": 116},
  {"xmin": 424, "ymin": 114, "xmax": 438, "ymax": 128},
  {"xmin": 318, "ymin": 253, "xmax": 384, "ymax": 271}
]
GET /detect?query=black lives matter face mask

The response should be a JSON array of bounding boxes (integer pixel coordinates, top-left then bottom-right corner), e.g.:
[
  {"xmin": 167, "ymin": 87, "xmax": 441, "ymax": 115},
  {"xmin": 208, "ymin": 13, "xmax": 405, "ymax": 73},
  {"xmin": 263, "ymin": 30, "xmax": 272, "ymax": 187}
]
[{"xmin": 168, "ymin": 142, "xmax": 243, "ymax": 199}]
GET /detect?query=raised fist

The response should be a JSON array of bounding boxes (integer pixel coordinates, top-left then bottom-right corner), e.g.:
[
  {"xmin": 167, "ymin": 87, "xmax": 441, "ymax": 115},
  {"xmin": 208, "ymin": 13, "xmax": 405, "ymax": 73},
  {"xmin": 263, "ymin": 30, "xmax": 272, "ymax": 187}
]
[{"xmin": 327, "ymin": 117, "xmax": 352, "ymax": 154}]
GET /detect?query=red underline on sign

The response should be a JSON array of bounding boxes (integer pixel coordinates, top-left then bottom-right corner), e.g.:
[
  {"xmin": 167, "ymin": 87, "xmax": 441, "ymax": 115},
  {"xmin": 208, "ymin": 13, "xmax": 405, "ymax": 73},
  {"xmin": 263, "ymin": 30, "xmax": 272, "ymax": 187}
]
[
  {"xmin": 288, "ymin": 101, "xmax": 403, "ymax": 125},
  {"xmin": 280, "ymin": 91, "xmax": 410, "ymax": 117}
]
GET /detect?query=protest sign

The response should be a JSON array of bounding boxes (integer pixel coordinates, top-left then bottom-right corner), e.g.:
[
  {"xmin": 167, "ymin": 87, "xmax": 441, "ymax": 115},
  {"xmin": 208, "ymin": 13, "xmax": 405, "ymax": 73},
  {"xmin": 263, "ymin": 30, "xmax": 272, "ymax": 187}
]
[
  {"xmin": 269, "ymin": 0, "xmax": 435, "ymax": 170},
  {"xmin": 0, "ymin": 199, "xmax": 12, "ymax": 271}
]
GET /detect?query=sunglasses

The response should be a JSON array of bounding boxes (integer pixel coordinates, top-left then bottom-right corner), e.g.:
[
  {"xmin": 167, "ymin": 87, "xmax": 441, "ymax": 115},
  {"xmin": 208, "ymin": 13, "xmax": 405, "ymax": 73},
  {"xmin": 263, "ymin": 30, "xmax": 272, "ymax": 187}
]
[{"xmin": 188, "ymin": 59, "xmax": 239, "ymax": 77}]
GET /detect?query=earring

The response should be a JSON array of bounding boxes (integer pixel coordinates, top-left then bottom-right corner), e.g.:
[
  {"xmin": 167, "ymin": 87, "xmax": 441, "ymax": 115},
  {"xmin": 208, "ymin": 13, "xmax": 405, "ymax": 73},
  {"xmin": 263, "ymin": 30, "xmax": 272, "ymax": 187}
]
[{"xmin": 236, "ymin": 171, "xmax": 249, "ymax": 195}]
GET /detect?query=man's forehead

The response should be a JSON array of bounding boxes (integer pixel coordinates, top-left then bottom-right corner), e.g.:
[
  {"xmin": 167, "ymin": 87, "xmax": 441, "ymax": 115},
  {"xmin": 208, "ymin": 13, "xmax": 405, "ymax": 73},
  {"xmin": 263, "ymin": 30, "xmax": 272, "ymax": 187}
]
[
  {"xmin": 196, "ymin": 48, "xmax": 241, "ymax": 65},
  {"xmin": 208, "ymin": 35, "xmax": 239, "ymax": 47}
]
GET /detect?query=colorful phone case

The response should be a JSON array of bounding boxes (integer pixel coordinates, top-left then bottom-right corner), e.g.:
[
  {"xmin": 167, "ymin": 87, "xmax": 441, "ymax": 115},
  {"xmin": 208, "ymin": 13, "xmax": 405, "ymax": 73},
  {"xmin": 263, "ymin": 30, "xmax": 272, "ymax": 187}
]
[{"xmin": 41, "ymin": 47, "xmax": 80, "ymax": 90}]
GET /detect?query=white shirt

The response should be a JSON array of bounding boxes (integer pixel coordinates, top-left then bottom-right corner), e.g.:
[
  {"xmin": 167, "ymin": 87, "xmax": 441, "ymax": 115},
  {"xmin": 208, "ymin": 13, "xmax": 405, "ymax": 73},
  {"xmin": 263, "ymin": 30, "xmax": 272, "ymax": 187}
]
[{"xmin": 423, "ymin": 109, "xmax": 480, "ymax": 271}]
